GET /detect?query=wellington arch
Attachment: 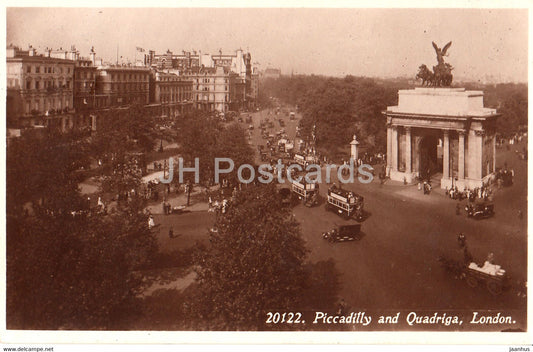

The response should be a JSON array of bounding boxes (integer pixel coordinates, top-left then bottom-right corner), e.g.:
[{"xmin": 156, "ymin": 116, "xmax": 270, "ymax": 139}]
[{"xmin": 383, "ymin": 87, "xmax": 500, "ymax": 190}]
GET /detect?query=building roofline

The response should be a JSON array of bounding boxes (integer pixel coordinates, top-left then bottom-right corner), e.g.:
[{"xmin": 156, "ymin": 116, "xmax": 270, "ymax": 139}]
[
  {"xmin": 7, "ymin": 56, "xmax": 76, "ymax": 64},
  {"xmin": 382, "ymin": 110, "xmax": 501, "ymax": 120}
]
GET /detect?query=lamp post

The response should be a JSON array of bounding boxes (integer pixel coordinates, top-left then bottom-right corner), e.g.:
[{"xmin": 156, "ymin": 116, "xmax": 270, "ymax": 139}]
[{"xmin": 186, "ymin": 180, "xmax": 192, "ymax": 206}]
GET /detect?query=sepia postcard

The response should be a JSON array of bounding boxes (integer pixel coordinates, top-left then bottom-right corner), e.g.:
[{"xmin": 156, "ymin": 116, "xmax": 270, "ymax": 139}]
[{"xmin": 1, "ymin": 2, "xmax": 531, "ymax": 350}]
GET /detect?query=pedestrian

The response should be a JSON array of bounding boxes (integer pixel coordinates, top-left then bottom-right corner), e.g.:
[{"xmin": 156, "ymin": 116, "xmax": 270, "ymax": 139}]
[
  {"xmin": 337, "ymin": 298, "xmax": 347, "ymax": 315},
  {"xmin": 97, "ymin": 196, "xmax": 105, "ymax": 213},
  {"xmin": 168, "ymin": 226, "xmax": 174, "ymax": 239},
  {"xmin": 222, "ymin": 199, "xmax": 228, "ymax": 214},
  {"xmin": 456, "ymin": 203, "xmax": 461, "ymax": 215},
  {"xmin": 148, "ymin": 215, "xmax": 155, "ymax": 229}
]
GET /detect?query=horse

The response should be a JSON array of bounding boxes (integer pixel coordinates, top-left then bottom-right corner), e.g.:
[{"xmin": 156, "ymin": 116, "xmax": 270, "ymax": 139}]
[
  {"xmin": 416, "ymin": 64, "xmax": 434, "ymax": 86},
  {"xmin": 432, "ymin": 63, "xmax": 453, "ymax": 87}
]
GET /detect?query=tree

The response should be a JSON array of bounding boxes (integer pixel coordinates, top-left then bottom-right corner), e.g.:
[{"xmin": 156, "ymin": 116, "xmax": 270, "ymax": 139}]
[
  {"xmin": 176, "ymin": 111, "xmax": 221, "ymax": 185},
  {"xmin": 99, "ymin": 154, "xmax": 144, "ymax": 202},
  {"xmin": 259, "ymin": 75, "xmax": 402, "ymax": 159},
  {"xmin": 7, "ymin": 205, "xmax": 156, "ymax": 329},
  {"xmin": 7, "ymin": 129, "xmax": 92, "ymax": 216},
  {"xmin": 6, "ymin": 127, "xmax": 157, "ymax": 329},
  {"xmin": 176, "ymin": 112, "xmax": 254, "ymax": 187},
  {"xmin": 191, "ymin": 183, "xmax": 309, "ymax": 330},
  {"xmin": 90, "ymin": 105, "xmax": 174, "ymax": 167}
]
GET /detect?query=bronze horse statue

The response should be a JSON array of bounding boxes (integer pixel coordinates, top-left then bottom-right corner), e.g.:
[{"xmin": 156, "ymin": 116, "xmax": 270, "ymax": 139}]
[
  {"xmin": 416, "ymin": 41, "xmax": 454, "ymax": 87},
  {"xmin": 433, "ymin": 63, "xmax": 453, "ymax": 86},
  {"xmin": 416, "ymin": 64, "xmax": 434, "ymax": 86},
  {"xmin": 416, "ymin": 63, "xmax": 453, "ymax": 87}
]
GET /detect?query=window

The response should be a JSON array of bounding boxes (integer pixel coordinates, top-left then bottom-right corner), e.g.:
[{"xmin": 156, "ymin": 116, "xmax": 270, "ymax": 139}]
[
  {"xmin": 27, "ymin": 66, "xmax": 31, "ymax": 73},
  {"xmin": 66, "ymin": 81, "xmax": 70, "ymax": 89},
  {"xmin": 35, "ymin": 81, "xmax": 40, "ymax": 90},
  {"xmin": 35, "ymin": 66, "xmax": 40, "ymax": 73}
]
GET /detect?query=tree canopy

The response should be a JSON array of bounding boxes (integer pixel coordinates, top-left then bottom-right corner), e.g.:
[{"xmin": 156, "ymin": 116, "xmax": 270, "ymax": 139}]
[
  {"xmin": 6, "ymin": 118, "xmax": 158, "ymax": 330},
  {"xmin": 176, "ymin": 111, "xmax": 254, "ymax": 186},
  {"xmin": 191, "ymin": 183, "xmax": 309, "ymax": 330},
  {"xmin": 260, "ymin": 75, "xmax": 400, "ymax": 158},
  {"xmin": 261, "ymin": 76, "xmax": 527, "ymax": 157}
]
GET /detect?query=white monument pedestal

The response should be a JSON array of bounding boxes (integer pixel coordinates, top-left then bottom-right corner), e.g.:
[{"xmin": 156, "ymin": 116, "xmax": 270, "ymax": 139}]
[{"xmin": 350, "ymin": 135, "xmax": 359, "ymax": 164}]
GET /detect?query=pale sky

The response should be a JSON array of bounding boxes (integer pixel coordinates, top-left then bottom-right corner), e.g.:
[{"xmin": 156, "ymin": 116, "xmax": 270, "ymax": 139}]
[{"xmin": 6, "ymin": 7, "xmax": 529, "ymax": 82}]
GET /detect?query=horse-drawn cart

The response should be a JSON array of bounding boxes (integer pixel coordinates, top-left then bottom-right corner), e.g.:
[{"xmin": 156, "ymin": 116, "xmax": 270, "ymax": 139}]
[{"xmin": 439, "ymin": 257, "xmax": 510, "ymax": 296}]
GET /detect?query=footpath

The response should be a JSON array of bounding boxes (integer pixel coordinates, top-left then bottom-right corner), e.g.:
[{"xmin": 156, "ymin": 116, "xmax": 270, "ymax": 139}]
[{"xmin": 145, "ymin": 189, "xmax": 210, "ymax": 215}]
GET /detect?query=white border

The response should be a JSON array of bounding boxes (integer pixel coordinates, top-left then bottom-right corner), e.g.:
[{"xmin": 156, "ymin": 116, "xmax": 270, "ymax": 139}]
[{"xmin": 1, "ymin": 0, "xmax": 531, "ymax": 346}]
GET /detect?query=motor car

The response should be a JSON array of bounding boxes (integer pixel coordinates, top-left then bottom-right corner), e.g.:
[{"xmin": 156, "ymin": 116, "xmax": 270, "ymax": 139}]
[
  {"xmin": 465, "ymin": 201, "xmax": 494, "ymax": 219},
  {"xmin": 322, "ymin": 223, "xmax": 362, "ymax": 242}
]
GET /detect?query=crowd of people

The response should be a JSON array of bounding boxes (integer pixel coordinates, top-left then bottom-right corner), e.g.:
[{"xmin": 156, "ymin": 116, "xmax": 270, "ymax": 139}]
[
  {"xmin": 445, "ymin": 185, "xmax": 493, "ymax": 202},
  {"xmin": 497, "ymin": 132, "xmax": 526, "ymax": 147},
  {"xmin": 494, "ymin": 167, "xmax": 514, "ymax": 188},
  {"xmin": 357, "ymin": 152, "xmax": 385, "ymax": 166}
]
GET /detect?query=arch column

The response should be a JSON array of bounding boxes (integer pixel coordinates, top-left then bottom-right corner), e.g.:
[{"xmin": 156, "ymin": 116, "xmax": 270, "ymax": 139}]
[
  {"xmin": 442, "ymin": 130, "xmax": 450, "ymax": 179},
  {"xmin": 386, "ymin": 123, "xmax": 392, "ymax": 175},
  {"xmin": 458, "ymin": 130, "xmax": 465, "ymax": 180},
  {"xmin": 391, "ymin": 125, "xmax": 398, "ymax": 172},
  {"xmin": 405, "ymin": 127, "xmax": 412, "ymax": 179}
]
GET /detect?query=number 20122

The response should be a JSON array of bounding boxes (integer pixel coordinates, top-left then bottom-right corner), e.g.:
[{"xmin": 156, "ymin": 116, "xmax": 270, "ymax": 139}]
[{"xmin": 266, "ymin": 312, "xmax": 303, "ymax": 324}]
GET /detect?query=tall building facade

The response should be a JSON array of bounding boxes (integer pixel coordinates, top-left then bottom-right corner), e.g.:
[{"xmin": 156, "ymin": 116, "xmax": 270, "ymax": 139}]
[
  {"xmin": 145, "ymin": 48, "xmax": 254, "ymax": 112},
  {"xmin": 7, "ymin": 44, "xmax": 259, "ymax": 135},
  {"xmin": 95, "ymin": 66, "xmax": 150, "ymax": 107},
  {"xmin": 7, "ymin": 45, "xmax": 75, "ymax": 130},
  {"xmin": 150, "ymin": 70, "xmax": 193, "ymax": 117}
]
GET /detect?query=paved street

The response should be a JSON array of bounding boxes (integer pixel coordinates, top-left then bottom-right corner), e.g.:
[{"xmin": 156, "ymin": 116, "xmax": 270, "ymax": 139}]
[
  {"xmin": 146, "ymin": 109, "xmax": 527, "ymax": 330},
  {"xmin": 241, "ymin": 109, "xmax": 528, "ymax": 330},
  {"xmin": 292, "ymin": 163, "xmax": 526, "ymax": 330}
]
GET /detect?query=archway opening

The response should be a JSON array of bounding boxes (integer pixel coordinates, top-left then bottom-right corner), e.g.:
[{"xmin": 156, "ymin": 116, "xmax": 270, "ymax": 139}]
[{"xmin": 419, "ymin": 135, "xmax": 441, "ymax": 180}]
